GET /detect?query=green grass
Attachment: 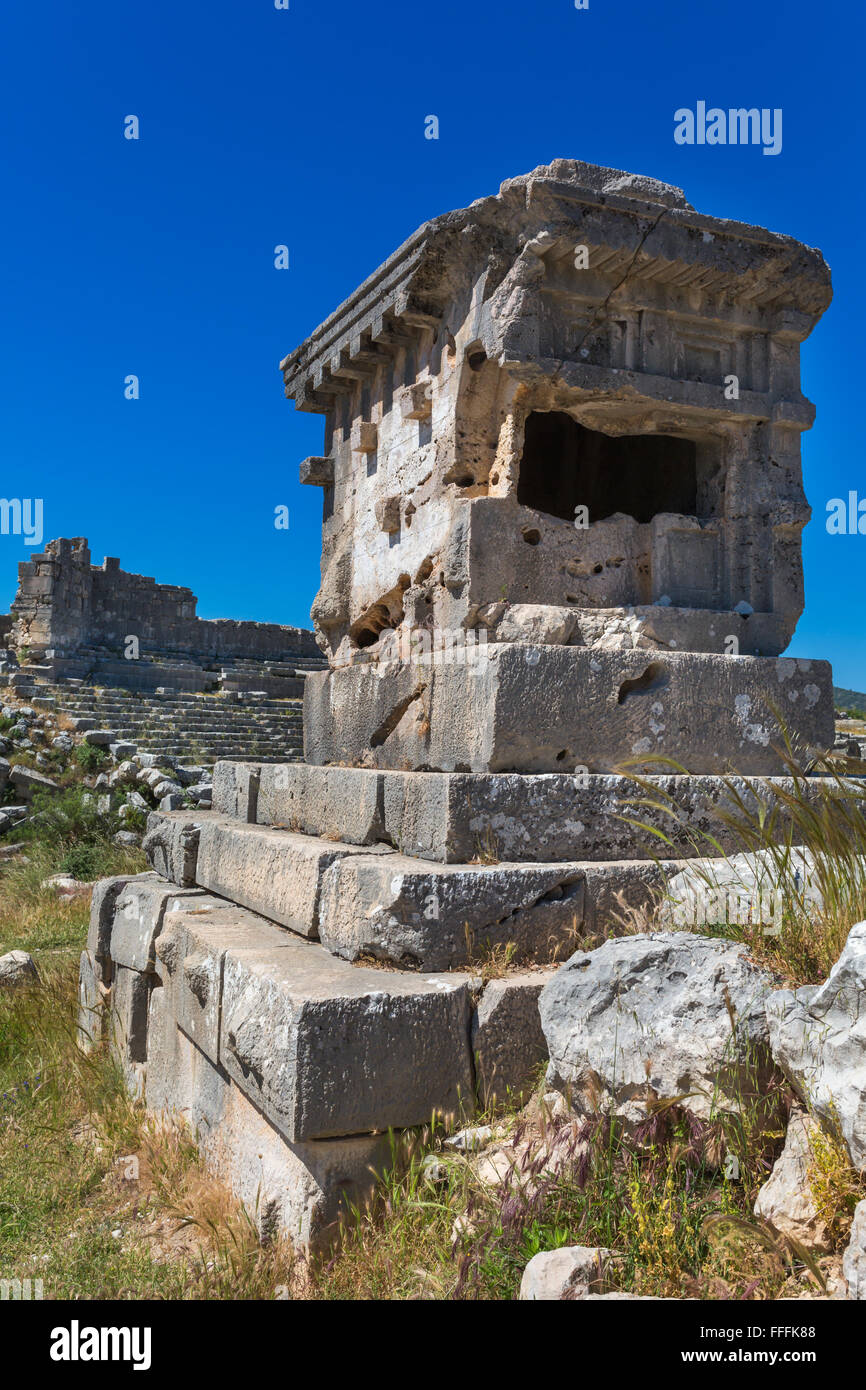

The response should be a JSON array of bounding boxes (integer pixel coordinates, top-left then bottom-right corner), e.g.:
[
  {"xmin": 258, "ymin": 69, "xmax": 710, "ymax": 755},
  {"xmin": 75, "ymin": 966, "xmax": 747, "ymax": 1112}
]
[
  {"xmin": 0, "ymin": 786, "xmax": 147, "ymax": 956},
  {"xmin": 73, "ymin": 743, "xmax": 109, "ymax": 775},
  {"xmin": 310, "ymin": 1095, "xmax": 824, "ymax": 1301},
  {"xmin": 0, "ymin": 965, "xmax": 184, "ymax": 1298},
  {"xmin": 0, "ymin": 963, "xmax": 306, "ymax": 1300}
]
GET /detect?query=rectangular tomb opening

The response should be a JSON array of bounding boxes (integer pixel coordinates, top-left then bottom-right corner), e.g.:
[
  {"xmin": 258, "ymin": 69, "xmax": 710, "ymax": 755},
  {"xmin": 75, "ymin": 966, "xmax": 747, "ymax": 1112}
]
[{"xmin": 517, "ymin": 412, "xmax": 703, "ymax": 525}]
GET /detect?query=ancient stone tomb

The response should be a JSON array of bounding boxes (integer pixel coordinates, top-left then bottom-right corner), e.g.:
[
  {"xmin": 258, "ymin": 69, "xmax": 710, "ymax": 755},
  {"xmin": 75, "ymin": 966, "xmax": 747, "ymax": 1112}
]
[{"xmin": 83, "ymin": 160, "xmax": 836, "ymax": 1247}]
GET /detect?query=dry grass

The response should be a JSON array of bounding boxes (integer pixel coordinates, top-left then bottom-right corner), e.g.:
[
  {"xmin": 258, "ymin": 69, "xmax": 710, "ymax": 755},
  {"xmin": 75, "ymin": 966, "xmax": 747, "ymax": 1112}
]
[
  {"xmin": 619, "ymin": 746, "xmax": 866, "ymax": 986},
  {"xmin": 0, "ymin": 964, "xmax": 303, "ymax": 1299}
]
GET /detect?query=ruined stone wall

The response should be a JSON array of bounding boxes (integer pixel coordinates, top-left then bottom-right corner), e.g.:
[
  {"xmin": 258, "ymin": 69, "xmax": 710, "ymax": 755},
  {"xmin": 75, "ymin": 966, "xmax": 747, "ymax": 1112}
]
[{"xmin": 8, "ymin": 537, "xmax": 319, "ymax": 661}]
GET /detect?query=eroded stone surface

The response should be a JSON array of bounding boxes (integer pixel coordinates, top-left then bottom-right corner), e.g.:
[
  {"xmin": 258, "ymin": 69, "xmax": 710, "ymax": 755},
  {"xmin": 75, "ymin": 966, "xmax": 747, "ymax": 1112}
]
[
  {"xmin": 766, "ymin": 922, "xmax": 866, "ymax": 1170},
  {"xmin": 145, "ymin": 987, "xmax": 392, "ymax": 1250},
  {"xmin": 143, "ymin": 811, "xmax": 203, "ymax": 887},
  {"xmin": 213, "ymin": 761, "xmax": 836, "ymax": 867},
  {"xmin": 304, "ymin": 647, "xmax": 833, "ymax": 774},
  {"xmin": 220, "ymin": 940, "xmax": 475, "ymax": 1140},
  {"xmin": 471, "ymin": 971, "xmax": 552, "ymax": 1107},
  {"xmin": 317, "ymin": 854, "xmax": 586, "ymax": 970},
  {"xmin": 195, "ymin": 816, "xmax": 391, "ymax": 940},
  {"xmin": 283, "ymin": 160, "xmax": 830, "ymax": 687},
  {"xmin": 110, "ymin": 879, "xmax": 205, "ymax": 973},
  {"xmin": 0, "ymin": 949, "xmax": 39, "ymax": 988},
  {"xmin": 519, "ymin": 1245, "xmax": 619, "ymax": 1300},
  {"xmin": 87, "ymin": 872, "xmax": 160, "ymax": 961},
  {"xmin": 753, "ymin": 1106, "xmax": 832, "ymax": 1253},
  {"xmin": 843, "ymin": 1201, "xmax": 866, "ymax": 1299},
  {"xmin": 540, "ymin": 932, "xmax": 782, "ymax": 1126}
]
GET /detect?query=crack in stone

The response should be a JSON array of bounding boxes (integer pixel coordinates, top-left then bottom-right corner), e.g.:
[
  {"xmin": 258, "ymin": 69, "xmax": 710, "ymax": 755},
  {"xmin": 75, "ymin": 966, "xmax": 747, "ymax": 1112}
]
[
  {"xmin": 571, "ymin": 204, "xmax": 669, "ymax": 360},
  {"xmin": 369, "ymin": 687, "xmax": 425, "ymax": 747}
]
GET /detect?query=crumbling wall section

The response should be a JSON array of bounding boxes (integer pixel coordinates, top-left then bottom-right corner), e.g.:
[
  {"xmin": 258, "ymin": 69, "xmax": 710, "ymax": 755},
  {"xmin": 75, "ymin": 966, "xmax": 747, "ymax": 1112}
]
[{"xmin": 7, "ymin": 538, "xmax": 319, "ymax": 661}]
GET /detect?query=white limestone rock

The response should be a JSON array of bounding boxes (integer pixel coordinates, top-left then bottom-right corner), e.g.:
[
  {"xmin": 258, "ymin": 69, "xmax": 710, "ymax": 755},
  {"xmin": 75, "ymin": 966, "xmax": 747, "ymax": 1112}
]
[
  {"xmin": 540, "ymin": 932, "xmax": 781, "ymax": 1126},
  {"xmin": 753, "ymin": 1107, "xmax": 832, "ymax": 1253},
  {"xmin": 0, "ymin": 949, "xmax": 39, "ymax": 987},
  {"xmin": 519, "ymin": 1246, "xmax": 619, "ymax": 1300},
  {"xmin": 766, "ymin": 922, "xmax": 866, "ymax": 1170},
  {"xmin": 842, "ymin": 1200, "xmax": 866, "ymax": 1299}
]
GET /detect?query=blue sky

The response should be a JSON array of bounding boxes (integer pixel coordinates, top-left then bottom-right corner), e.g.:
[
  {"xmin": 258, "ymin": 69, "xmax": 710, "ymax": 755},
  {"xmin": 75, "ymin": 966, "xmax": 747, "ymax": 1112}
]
[{"xmin": 2, "ymin": 1, "xmax": 864, "ymax": 685}]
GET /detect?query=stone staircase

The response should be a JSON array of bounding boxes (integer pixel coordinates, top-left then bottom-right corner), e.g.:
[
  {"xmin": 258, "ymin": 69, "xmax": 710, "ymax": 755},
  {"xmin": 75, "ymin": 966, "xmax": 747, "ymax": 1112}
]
[
  {"xmin": 4, "ymin": 645, "xmax": 326, "ymax": 698},
  {"xmin": 18, "ymin": 682, "xmax": 306, "ymax": 765}
]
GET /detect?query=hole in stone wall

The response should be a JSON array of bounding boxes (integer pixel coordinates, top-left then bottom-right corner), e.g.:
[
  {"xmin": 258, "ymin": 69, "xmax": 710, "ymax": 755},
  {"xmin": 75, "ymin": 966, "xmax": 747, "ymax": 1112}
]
[
  {"xmin": 468, "ymin": 349, "xmax": 487, "ymax": 371},
  {"xmin": 617, "ymin": 662, "xmax": 669, "ymax": 704},
  {"xmin": 518, "ymin": 412, "xmax": 698, "ymax": 525},
  {"xmin": 349, "ymin": 576, "xmax": 410, "ymax": 648},
  {"xmin": 522, "ymin": 527, "xmax": 541, "ymax": 545}
]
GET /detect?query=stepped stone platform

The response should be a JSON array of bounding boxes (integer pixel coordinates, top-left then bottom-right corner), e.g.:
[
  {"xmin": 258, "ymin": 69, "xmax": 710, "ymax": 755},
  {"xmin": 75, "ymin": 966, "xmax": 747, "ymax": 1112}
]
[
  {"xmin": 83, "ymin": 159, "xmax": 839, "ymax": 1250},
  {"xmin": 15, "ymin": 682, "xmax": 306, "ymax": 766},
  {"xmin": 1, "ymin": 535, "xmax": 327, "ymax": 765}
]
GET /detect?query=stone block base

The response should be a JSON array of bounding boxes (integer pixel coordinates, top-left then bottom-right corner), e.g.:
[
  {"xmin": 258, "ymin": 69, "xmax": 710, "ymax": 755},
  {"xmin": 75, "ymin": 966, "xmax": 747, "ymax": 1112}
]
[
  {"xmin": 144, "ymin": 809, "xmax": 679, "ymax": 970},
  {"xmin": 303, "ymin": 646, "xmax": 834, "ymax": 774},
  {"xmin": 214, "ymin": 761, "xmax": 838, "ymax": 866},
  {"xmin": 82, "ymin": 869, "xmax": 554, "ymax": 1248},
  {"xmin": 146, "ymin": 981, "xmax": 392, "ymax": 1249}
]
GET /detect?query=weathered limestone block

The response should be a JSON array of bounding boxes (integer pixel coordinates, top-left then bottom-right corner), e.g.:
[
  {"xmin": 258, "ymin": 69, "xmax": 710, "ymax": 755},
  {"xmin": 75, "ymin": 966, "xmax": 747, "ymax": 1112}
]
[
  {"xmin": 197, "ymin": 1077, "xmax": 393, "ymax": 1250},
  {"xmin": 87, "ymin": 871, "xmax": 160, "ymax": 962},
  {"xmin": 540, "ymin": 933, "xmax": 782, "ymax": 1126},
  {"xmin": 143, "ymin": 810, "xmax": 204, "ymax": 886},
  {"xmin": 220, "ymin": 936, "xmax": 475, "ymax": 1140},
  {"xmin": 493, "ymin": 604, "xmax": 576, "ymax": 646},
  {"xmin": 299, "ymin": 455, "xmax": 334, "ymax": 487},
  {"xmin": 351, "ymin": 420, "xmax": 378, "ymax": 454},
  {"xmin": 843, "ymin": 1201, "xmax": 866, "ymax": 1299},
  {"xmin": 211, "ymin": 761, "xmax": 260, "ymax": 822},
  {"xmin": 766, "ymin": 922, "xmax": 866, "ymax": 1170},
  {"xmin": 255, "ymin": 762, "xmax": 384, "ymax": 844},
  {"xmin": 241, "ymin": 764, "xmax": 825, "ymax": 866},
  {"xmin": 110, "ymin": 879, "xmax": 205, "ymax": 974},
  {"xmin": 317, "ymin": 854, "xmax": 585, "ymax": 970},
  {"xmin": 579, "ymin": 860, "xmax": 674, "ymax": 935},
  {"xmin": 111, "ymin": 964, "xmax": 150, "ymax": 1096},
  {"xmin": 0, "ymin": 949, "xmax": 39, "ymax": 987},
  {"xmin": 145, "ymin": 987, "xmax": 392, "ymax": 1249},
  {"xmin": 660, "ymin": 847, "xmax": 826, "ymax": 930},
  {"xmin": 77, "ymin": 949, "xmax": 106, "ymax": 1051},
  {"xmin": 195, "ymin": 816, "xmax": 392, "ymax": 939},
  {"xmin": 10, "ymin": 766, "xmax": 60, "ymax": 800},
  {"xmin": 519, "ymin": 1246, "xmax": 619, "ymax": 1300},
  {"xmin": 281, "ymin": 160, "xmax": 831, "ymax": 675},
  {"xmin": 374, "ymin": 496, "xmax": 402, "ymax": 534},
  {"xmin": 304, "ymin": 648, "xmax": 834, "ymax": 775},
  {"xmin": 572, "ymin": 604, "xmax": 786, "ymax": 658},
  {"xmin": 471, "ymin": 971, "xmax": 553, "ymax": 1107},
  {"xmin": 753, "ymin": 1106, "xmax": 832, "ymax": 1253},
  {"xmin": 155, "ymin": 897, "xmax": 295, "ymax": 1064}
]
